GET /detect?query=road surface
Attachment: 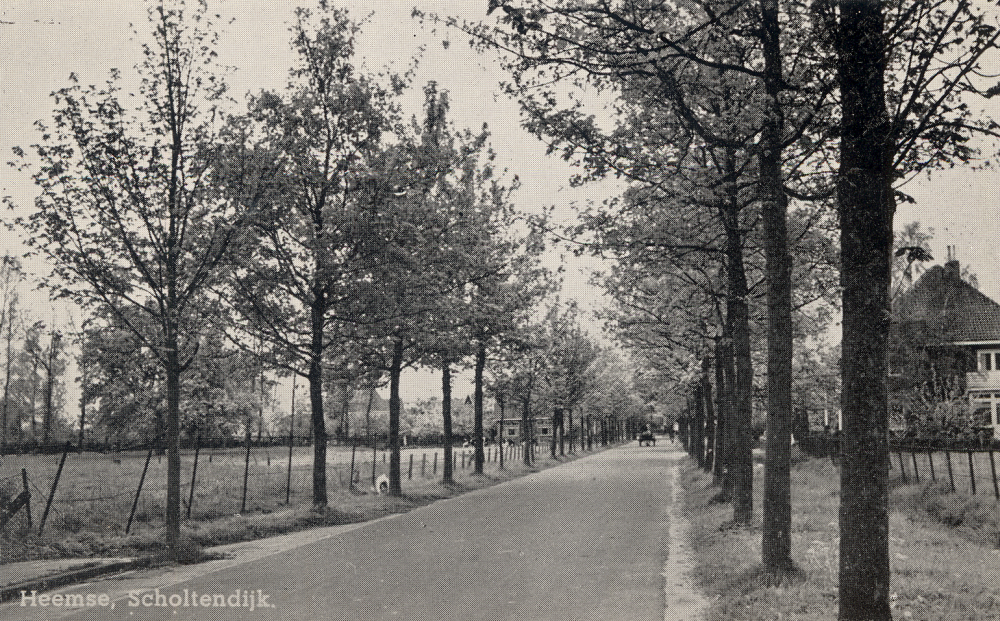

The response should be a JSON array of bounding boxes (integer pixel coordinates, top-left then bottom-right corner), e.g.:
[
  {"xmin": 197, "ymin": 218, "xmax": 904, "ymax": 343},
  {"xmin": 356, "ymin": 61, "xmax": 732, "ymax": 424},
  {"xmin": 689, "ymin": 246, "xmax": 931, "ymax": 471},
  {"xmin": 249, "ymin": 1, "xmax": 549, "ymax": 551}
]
[{"xmin": 5, "ymin": 441, "xmax": 706, "ymax": 621}]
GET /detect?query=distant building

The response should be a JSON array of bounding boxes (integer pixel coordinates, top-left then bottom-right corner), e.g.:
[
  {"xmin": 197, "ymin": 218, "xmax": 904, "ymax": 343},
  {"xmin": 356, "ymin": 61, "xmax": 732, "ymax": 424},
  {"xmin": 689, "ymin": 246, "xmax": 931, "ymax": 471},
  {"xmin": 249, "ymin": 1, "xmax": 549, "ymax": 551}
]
[
  {"xmin": 892, "ymin": 252, "xmax": 1000, "ymax": 439},
  {"xmin": 492, "ymin": 416, "xmax": 555, "ymax": 444}
]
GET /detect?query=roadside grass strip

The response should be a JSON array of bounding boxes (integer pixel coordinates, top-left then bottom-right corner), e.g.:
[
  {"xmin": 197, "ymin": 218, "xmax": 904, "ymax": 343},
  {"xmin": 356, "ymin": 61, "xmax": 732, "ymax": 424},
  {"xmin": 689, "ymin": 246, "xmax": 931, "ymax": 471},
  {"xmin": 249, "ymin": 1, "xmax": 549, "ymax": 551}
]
[{"xmin": 680, "ymin": 453, "xmax": 1000, "ymax": 620}]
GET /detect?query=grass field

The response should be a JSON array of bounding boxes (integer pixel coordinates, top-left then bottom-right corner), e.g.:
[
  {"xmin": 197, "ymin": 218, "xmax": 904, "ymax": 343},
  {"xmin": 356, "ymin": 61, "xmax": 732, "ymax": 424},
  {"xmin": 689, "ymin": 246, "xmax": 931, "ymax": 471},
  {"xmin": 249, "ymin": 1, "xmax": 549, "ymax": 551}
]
[
  {"xmin": 0, "ymin": 441, "xmax": 559, "ymax": 564},
  {"xmin": 681, "ymin": 451, "xmax": 1000, "ymax": 620}
]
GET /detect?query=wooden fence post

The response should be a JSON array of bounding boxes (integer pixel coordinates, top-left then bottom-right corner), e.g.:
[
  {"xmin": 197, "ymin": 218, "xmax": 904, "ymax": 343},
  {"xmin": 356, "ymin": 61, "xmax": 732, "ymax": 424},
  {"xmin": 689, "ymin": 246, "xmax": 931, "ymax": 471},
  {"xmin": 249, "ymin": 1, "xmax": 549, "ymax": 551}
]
[
  {"xmin": 187, "ymin": 436, "xmax": 200, "ymax": 519},
  {"xmin": 945, "ymin": 449, "xmax": 955, "ymax": 492},
  {"xmin": 967, "ymin": 450, "xmax": 977, "ymax": 496},
  {"xmin": 911, "ymin": 449, "xmax": 920, "ymax": 484},
  {"xmin": 38, "ymin": 442, "xmax": 70, "ymax": 537},
  {"xmin": 898, "ymin": 451, "xmax": 908, "ymax": 485},
  {"xmin": 22, "ymin": 468, "xmax": 31, "ymax": 528},
  {"xmin": 408, "ymin": 454, "xmax": 414, "ymax": 480},
  {"xmin": 927, "ymin": 447, "xmax": 936, "ymax": 482},
  {"xmin": 988, "ymin": 448, "xmax": 999, "ymax": 500},
  {"xmin": 349, "ymin": 438, "xmax": 358, "ymax": 492},
  {"xmin": 126, "ymin": 447, "xmax": 154, "ymax": 535}
]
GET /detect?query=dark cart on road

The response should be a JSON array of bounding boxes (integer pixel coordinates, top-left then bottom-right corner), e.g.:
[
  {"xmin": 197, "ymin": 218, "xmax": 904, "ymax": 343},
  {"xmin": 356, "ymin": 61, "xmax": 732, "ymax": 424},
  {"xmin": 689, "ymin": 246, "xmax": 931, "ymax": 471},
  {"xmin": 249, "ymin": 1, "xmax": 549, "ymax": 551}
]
[{"xmin": 638, "ymin": 431, "xmax": 656, "ymax": 447}]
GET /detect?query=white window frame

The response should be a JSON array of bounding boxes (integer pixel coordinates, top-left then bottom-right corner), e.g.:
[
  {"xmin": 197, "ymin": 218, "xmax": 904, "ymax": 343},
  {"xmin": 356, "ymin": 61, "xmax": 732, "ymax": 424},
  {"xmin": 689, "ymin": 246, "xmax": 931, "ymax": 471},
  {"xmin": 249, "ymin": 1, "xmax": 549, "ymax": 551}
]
[
  {"xmin": 969, "ymin": 391, "xmax": 1000, "ymax": 438},
  {"xmin": 977, "ymin": 349, "xmax": 1000, "ymax": 373}
]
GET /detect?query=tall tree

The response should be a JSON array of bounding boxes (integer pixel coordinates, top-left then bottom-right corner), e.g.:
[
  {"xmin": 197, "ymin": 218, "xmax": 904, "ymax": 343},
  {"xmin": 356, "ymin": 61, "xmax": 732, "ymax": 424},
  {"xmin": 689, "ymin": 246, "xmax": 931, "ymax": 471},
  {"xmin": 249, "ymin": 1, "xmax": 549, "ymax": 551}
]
[
  {"xmin": 8, "ymin": 1, "xmax": 261, "ymax": 551},
  {"xmin": 423, "ymin": 2, "xmax": 837, "ymax": 552},
  {"xmin": 226, "ymin": 3, "xmax": 407, "ymax": 509},
  {"xmin": 832, "ymin": 2, "xmax": 894, "ymax": 618},
  {"xmin": 356, "ymin": 82, "xmax": 508, "ymax": 495}
]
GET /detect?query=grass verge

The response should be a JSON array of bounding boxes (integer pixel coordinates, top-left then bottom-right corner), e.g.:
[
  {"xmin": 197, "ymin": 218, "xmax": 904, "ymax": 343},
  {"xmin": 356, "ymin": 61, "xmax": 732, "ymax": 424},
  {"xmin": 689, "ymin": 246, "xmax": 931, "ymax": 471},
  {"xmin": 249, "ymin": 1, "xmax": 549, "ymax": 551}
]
[{"xmin": 680, "ymin": 452, "xmax": 1000, "ymax": 620}]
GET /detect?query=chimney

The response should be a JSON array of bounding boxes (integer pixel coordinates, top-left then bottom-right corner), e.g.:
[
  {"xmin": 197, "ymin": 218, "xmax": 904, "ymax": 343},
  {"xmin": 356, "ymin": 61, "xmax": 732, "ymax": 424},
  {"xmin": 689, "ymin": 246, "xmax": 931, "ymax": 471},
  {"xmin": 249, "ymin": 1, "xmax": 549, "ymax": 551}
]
[{"xmin": 944, "ymin": 245, "xmax": 960, "ymax": 280}]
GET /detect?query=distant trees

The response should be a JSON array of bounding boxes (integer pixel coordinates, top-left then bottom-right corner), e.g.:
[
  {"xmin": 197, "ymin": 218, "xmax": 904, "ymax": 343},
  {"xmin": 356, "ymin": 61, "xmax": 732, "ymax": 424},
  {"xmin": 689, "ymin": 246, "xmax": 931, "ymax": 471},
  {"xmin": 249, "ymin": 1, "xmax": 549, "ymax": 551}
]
[{"xmin": 0, "ymin": 256, "xmax": 24, "ymax": 454}]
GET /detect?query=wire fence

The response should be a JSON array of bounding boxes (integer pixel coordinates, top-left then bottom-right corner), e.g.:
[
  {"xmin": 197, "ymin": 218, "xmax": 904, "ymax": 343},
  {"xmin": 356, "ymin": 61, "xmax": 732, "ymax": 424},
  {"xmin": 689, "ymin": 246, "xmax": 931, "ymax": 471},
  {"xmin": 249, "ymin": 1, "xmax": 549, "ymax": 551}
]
[
  {"xmin": 798, "ymin": 434, "xmax": 1000, "ymax": 499},
  {"xmin": 0, "ymin": 439, "xmax": 537, "ymax": 540}
]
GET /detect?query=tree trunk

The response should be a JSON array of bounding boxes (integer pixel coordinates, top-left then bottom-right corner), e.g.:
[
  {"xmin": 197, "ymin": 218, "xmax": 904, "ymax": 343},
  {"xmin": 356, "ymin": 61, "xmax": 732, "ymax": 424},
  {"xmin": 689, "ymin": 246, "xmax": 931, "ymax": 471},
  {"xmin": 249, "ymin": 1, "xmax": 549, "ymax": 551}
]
[
  {"xmin": 720, "ymin": 153, "xmax": 755, "ymax": 526},
  {"xmin": 836, "ymin": 1, "xmax": 893, "ymax": 618},
  {"xmin": 522, "ymin": 394, "xmax": 532, "ymax": 466},
  {"xmin": 78, "ymin": 358, "xmax": 87, "ymax": 450},
  {"xmin": 473, "ymin": 342, "xmax": 486, "ymax": 474},
  {"xmin": 498, "ymin": 392, "xmax": 506, "ymax": 470},
  {"xmin": 388, "ymin": 338, "xmax": 404, "ymax": 495},
  {"xmin": 702, "ymin": 356, "xmax": 716, "ymax": 473},
  {"xmin": 164, "ymin": 331, "xmax": 182, "ymax": 552},
  {"xmin": 567, "ymin": 407, "xmax": 574, "ymax": 453},
  {"xmin": 308, "ymin": 297, "xmax": 328, "ymax": 509},
  {"xmin": 558, "ymin": 408, "xmax": 566, "ymax": 456},
  {"xmin": 759, "ymin": 0, "xmax": 794, "ymax": 574},
  {"xmin": 442, "ymin": 363, "xmax": 454, "ymax": 485},
  {"xmin": 693, "ymin": 384, "xmax": 706, "ymax": 466},
  {"xmin": 713, "ymin": 337, "xmax": 729, "ymax": 485}
]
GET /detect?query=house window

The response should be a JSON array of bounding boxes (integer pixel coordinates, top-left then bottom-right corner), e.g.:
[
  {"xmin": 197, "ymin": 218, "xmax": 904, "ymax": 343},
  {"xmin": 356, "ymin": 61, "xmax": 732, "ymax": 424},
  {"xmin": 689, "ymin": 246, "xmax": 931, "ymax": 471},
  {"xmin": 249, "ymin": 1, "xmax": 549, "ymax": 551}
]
[
  {"xmin": 540, "ymin": 427, "xmax": 550, "ymax": 435},
  {"xmin": 978, "ymin": 350, "xmax": 1000, "ymax": 372},
  {"xmin": 507, "ymin": 428, "xmax": 517, "ymax": 436},
  {"xmin": 970, "ymin": 391, "xmax": 1000, "ymax": 433}
]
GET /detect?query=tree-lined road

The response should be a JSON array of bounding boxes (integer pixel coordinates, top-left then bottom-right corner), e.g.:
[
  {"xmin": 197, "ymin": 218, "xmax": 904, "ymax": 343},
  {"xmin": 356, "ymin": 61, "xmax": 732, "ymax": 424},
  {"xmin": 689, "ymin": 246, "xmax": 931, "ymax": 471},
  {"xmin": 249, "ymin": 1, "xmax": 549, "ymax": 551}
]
[{"xmin": 7, "ymin": 441, "xmax": 705, "ymax": 621}]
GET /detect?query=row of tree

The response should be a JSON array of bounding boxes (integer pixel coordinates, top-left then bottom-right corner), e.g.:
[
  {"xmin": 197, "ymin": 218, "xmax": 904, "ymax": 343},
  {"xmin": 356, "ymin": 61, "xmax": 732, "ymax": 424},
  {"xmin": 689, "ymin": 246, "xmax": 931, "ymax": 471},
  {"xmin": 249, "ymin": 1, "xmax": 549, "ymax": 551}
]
[
  {"xmin": 416, "ymin": 0, "xmax": 1000, "ymax": 618},
  {"xmin": 0, "ymin": 0, "xmax": 463, "ymax": 540},
  {"xmin": 6, "ymin": 0, "xmax": 651, "ymax": 559}
]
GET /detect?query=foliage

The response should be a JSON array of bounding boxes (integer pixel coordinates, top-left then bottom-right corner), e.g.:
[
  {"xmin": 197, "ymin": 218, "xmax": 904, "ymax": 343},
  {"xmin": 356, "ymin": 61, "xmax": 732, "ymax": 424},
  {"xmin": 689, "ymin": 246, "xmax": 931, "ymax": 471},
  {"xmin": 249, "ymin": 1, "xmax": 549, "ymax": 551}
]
[
  {"xmin": 5, "ymin": 0, "xmax": 272, "ymax": 549},
  {"xmin": 80, "ymin": 303, "xmax": 270, "ymax": 446}
]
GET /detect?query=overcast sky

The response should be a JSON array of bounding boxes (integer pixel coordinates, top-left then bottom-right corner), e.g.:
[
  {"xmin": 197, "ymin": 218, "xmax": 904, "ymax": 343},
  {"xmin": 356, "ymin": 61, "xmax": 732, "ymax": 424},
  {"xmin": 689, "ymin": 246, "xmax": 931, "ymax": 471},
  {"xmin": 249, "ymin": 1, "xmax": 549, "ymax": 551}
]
[
  {"xmin": 3, "ymin": 1, "xmax": 1000, "ymax": 404},
  {"xmin": 0, "ymin": 1, "xmax": 617, "ymax": 402}
]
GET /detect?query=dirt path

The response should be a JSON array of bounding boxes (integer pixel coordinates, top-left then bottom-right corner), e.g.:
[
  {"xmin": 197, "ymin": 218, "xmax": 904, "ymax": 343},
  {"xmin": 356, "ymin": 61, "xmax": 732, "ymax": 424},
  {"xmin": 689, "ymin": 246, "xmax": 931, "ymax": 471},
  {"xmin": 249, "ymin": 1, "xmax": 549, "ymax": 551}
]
[{"xmin": 5, "ymin": 442, "xmax": 707, "ymax": 621}]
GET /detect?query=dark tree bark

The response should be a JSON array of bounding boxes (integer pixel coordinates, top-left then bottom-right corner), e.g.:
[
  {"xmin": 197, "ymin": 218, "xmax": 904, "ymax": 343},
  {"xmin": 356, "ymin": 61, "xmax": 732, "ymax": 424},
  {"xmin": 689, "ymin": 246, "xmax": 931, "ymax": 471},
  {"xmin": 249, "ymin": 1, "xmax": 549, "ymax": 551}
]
[
  {"xmin": 567, "ymin": 407, "xmax": 574, "ymax": 453},
  {"xmin": 713, "ymin": 337, "xmax": 729, "ymax": 485},
  {"xmin": 719, "ymin": 153, "xmax": 755, "ymax": 526},
  {"xmin": 388, "ymin": 338, "xmax": 404, "ymax": 496},
  {"xmin": 692, "ymin": 384, "xmax": 705, "ymax": 467},
  {"xmin": 836, "ymin": 1, "xmax": 893, "ymax": 619},
  {"xmin": 308, "ymin": 296, "xmax": 328, "ymax": 509},
  {"xmin": 550, "ymin": 409, "xmax": 559, "ymax": 458},
  {"xmin": 558, "ymin": 408, "xmax": 566, "ymax": 456},
  {"xmin": 522, "ymin": 394, "xmax": 532, "ymax": 466},
  {"xmin": 760, "ymin": 0, "xmax": 795, "ymax": 574},
  {"xmin": 164, "ymin": 329, "xmax": 181, "ymax": 549},
  {"xmin": 473, "ymin": 343, "xmax": 486, "ymax": 474},
  {"xmin": 702, "ymin": 356, "xmax": 716, "ymax": 473},
  {"xmin": 442, "ymin": 364, "xmax": 454, "ymax": 485}
]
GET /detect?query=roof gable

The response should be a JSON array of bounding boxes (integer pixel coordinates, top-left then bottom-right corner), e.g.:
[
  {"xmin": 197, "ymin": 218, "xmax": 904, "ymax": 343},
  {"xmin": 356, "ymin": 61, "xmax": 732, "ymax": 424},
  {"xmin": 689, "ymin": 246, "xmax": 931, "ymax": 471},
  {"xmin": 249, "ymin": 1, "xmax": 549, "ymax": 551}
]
[{"xmin": 894, "ymin": 263, "xmax": 1000, "ymax": 343}]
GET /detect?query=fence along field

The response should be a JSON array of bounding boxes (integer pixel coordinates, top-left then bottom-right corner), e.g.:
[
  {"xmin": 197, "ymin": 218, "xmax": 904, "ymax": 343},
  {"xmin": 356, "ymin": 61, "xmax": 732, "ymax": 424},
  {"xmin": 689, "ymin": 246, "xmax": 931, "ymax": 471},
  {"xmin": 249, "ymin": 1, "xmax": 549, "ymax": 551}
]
[
  {"xmin": 801, "ymin": 434, "xmax": 1000, "ymax": 499},
  {"xmin": 0, "ymin": 439, "xmax": 528, "ymax": 549}
]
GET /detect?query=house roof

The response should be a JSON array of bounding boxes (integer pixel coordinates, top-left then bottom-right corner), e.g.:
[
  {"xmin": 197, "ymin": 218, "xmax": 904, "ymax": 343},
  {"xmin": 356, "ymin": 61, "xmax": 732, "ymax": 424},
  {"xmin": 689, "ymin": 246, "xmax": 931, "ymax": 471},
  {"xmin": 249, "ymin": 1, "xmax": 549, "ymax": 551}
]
[{"xmin": 894, "ymin": 261, "xmax": 1000, "ymax": 343}]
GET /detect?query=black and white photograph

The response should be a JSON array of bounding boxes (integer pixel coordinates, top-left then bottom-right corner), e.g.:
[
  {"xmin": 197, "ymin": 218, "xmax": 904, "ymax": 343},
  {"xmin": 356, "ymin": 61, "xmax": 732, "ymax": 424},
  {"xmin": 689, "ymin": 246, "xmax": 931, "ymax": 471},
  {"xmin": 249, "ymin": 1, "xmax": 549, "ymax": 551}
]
[{"xmin": 2, "ymin": 1, "xmax": 1000, "ymax": 619}]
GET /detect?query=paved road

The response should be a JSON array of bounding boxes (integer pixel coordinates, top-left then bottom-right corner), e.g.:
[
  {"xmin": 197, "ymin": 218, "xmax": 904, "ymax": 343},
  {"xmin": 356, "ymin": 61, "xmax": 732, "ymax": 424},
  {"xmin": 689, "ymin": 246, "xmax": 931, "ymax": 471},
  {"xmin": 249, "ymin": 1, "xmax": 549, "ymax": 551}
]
[{"xmin": 6, "ymin": 441, "xmax": 705, "ymax": 621}]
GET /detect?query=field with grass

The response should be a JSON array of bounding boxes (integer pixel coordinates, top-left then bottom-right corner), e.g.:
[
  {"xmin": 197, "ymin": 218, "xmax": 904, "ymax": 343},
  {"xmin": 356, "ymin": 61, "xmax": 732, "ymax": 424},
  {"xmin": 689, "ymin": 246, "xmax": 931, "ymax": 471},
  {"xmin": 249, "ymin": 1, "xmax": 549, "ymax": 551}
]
[
  {"xmin": 681, "ymin": 450, "xmax": 1000, "ymax": 620},
  {"xmin": 0, "ymin": 441, "xmax": 567, "ymax": 564}
]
